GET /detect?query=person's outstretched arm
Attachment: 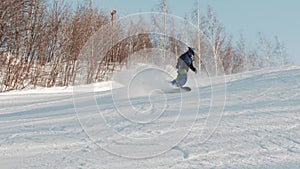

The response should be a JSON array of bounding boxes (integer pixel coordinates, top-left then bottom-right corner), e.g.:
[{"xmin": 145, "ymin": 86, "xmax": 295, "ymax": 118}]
[{"xmin": 189, "ymin": 62, "xmax": 197, "ymax": 73}]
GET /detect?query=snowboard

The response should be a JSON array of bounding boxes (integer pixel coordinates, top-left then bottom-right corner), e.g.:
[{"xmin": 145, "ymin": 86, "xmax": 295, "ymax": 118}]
[{"xmin": 163, "ymin": 86, "xmax": 191, "ymax": 93}]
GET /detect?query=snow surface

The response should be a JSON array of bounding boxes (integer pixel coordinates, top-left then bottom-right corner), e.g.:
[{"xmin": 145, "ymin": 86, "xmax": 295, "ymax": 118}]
[{"xmin": 0, "ymin": 65, "xmax": 300, "ymax": 169}]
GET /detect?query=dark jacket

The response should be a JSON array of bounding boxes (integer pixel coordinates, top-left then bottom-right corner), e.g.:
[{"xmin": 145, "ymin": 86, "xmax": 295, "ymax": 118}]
[{"xmin": 176, "ymin": 52, "xmax": 197, "ymax": 72}]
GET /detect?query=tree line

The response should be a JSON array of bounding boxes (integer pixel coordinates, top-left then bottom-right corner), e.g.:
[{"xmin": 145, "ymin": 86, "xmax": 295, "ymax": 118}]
[
  {"xmin": 0, "ymin": 0, "xmax": 288, "ymax": 92},
  {"xmin": 0, "ymin": 0, "xmax": 110, "ymax": 91}
]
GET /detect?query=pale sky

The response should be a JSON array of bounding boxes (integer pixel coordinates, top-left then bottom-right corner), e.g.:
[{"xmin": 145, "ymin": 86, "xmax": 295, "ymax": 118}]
[{"xmin": 83, "ymin": 0, "xmax": 300, "ymax": 64}]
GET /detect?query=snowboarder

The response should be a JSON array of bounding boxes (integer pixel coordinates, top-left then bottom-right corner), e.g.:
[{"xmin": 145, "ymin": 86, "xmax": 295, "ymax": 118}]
[{"xmin": 171, "ymin": 47, "xmax": 197, "ymax": 87}]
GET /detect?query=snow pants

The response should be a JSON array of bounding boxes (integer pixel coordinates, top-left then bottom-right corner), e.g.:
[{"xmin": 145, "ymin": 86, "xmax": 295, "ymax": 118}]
[{"xmin": 172, "ymin": 69, "xmax": 187, "ymax": 87}]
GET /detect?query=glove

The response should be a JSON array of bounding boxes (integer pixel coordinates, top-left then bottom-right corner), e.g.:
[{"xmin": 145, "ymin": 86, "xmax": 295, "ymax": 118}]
[{"xmin": 191, "ymin": 67, "xmax": 197, "ymax": 73}]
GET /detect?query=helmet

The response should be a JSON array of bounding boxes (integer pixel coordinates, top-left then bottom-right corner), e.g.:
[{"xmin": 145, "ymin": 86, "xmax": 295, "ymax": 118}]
[{"xmin": 188, "ymin": 47, "xmax": 195, "ymax": 56}]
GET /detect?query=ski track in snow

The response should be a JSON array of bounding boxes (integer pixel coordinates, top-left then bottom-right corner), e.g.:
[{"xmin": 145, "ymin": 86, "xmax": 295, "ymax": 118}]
[{"xmin": 0, "ymin": 66, "xmax": 300, "ymax": 168}]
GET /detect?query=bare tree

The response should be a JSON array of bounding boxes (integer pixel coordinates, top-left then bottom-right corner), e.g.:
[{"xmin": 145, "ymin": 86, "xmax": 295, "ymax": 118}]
[
  {"xmin": 203, "ymin": 6, "xmax": 226, "ymax": 75},
  {"xmin": 191, "ymin": 0, "xmax": 202, "ymax": 74},
  {"xmin": 274, "ymin": 35, "xmax": 287, "ymax": 66},
  {"xmin": 236, "ymin": 33, "xmax": 248, "ymax": 71},
  {"xmin": 259, "ymin": 32, "xmax": 273, "ymax": 67},
  {"xmin": 45, "ymin": 0, "xmax": 69, "ymax": 87},
  {"xmin": 0, "ymin": 0, "xmax": 39, "ymax": 91}
]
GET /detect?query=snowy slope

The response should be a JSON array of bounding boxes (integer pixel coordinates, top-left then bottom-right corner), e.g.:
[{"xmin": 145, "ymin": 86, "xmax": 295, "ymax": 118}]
[{"xmin": 0, "ymin": 66, "xmax": 300, "ymax": 169}]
